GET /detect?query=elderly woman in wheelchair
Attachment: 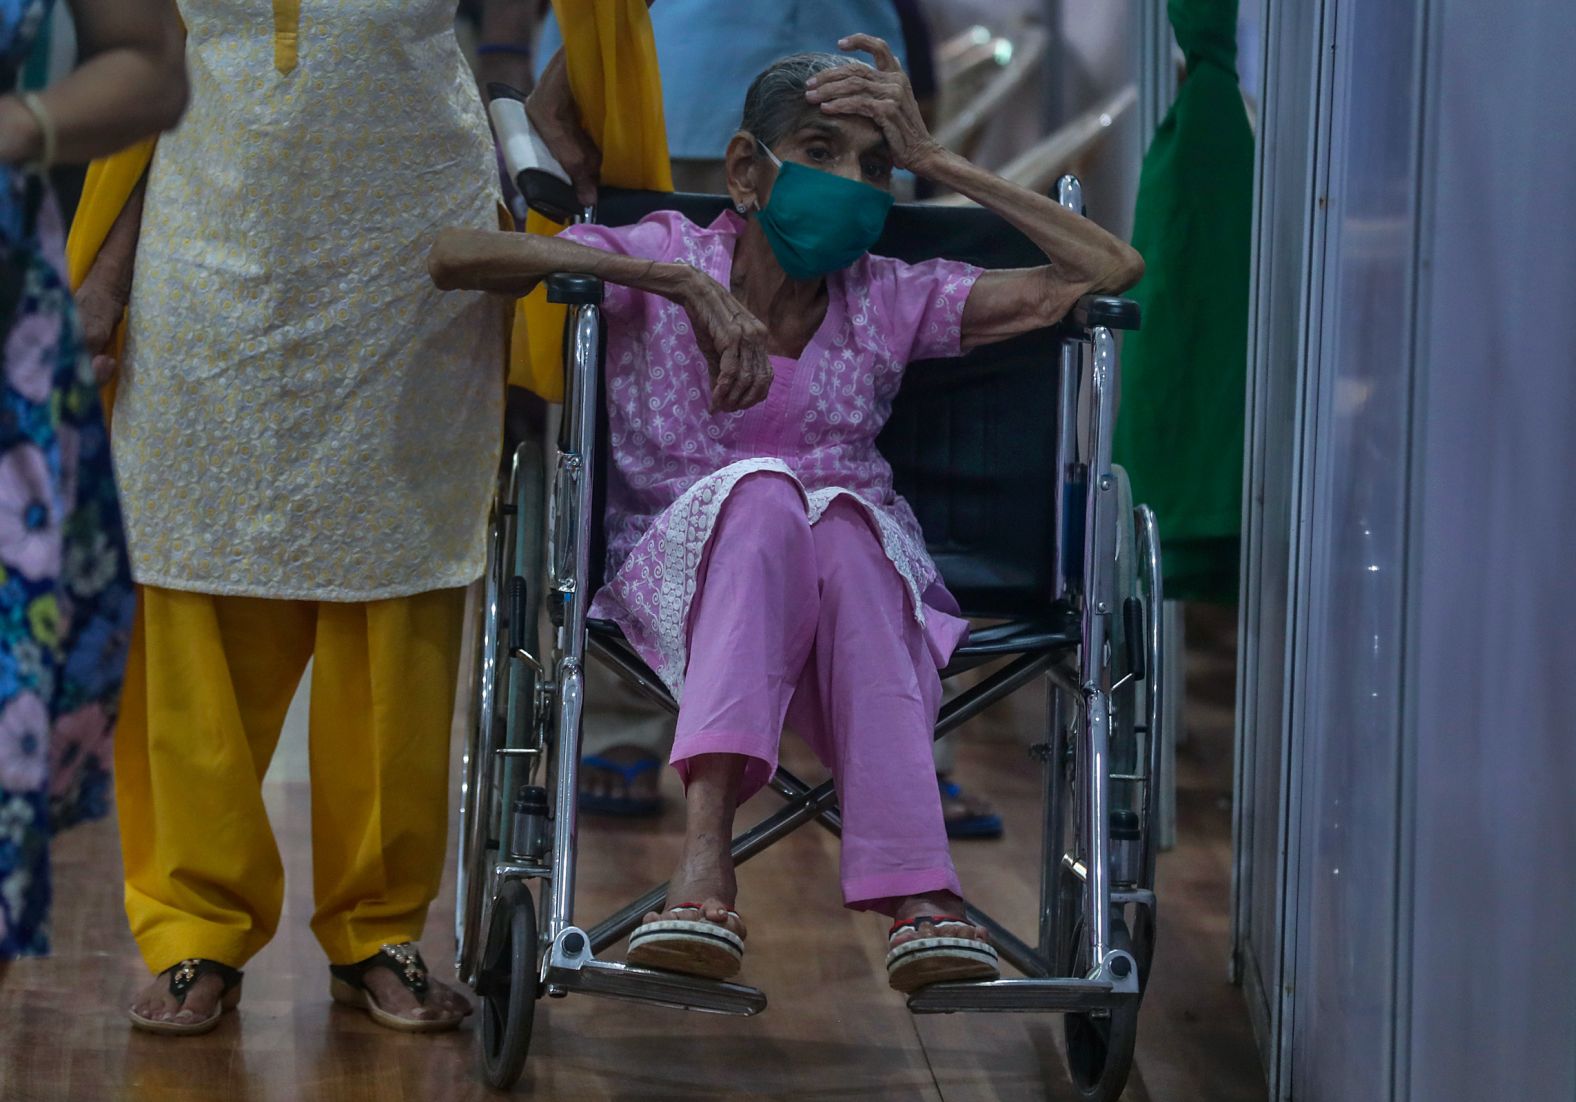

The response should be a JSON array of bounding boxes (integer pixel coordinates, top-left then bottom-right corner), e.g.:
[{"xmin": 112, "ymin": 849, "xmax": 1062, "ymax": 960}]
[{"xmin": 430, "ymin": 34, "xmax": 1141, "ymax": 993}]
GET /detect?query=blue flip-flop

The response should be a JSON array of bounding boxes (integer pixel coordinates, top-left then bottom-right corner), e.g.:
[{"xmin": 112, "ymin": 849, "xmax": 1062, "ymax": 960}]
[
  {"xmin": 578, "ymin": 753, "xmax": 664, "ymax": 817},
  {"xmin": 941, "ymin": 780, "xmax": 1005, "ymax": 839}
]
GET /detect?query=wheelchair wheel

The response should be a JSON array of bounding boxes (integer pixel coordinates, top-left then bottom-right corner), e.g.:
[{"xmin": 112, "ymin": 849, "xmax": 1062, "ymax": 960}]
[
  {"xmin": 1062, "ymin": 914, "xmax": 1140, "ymax": 1102},
  {"xmin": 456, "ymin": 498, "xmax": 509, "ymax": 982},
  {"xmin": 477, "ymin": 878, "xmax": 538, "ymax": 1090}
]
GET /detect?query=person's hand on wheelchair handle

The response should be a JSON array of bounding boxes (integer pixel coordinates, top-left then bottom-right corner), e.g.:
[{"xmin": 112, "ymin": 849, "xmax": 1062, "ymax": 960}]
[
  {"xmin": 525, "ymin": 47, "xmax": 601, "ymax": 208},
  {"xmin": 805, "ymin": 34, "xmax": 943, "ymax": 174}
]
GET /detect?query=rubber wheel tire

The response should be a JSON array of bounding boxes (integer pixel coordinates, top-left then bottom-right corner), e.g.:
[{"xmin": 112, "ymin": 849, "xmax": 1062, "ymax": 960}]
[
  {"xmin": 1062, "ymin": 915, "xmax": 1140, "ymax": 1101},
  {"xmin": 477, "ymin": 879, "xmax": 538, "ymax": 1090}
]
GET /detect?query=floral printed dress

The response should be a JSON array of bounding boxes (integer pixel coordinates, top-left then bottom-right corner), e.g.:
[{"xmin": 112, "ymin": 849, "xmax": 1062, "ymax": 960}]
[{"xmin": 0, "ymin": 0, "xmax": 136, "ymax": 959}]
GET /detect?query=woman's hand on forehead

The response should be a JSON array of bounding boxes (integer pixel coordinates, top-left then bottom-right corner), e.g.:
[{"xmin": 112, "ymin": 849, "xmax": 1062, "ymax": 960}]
[{"xmin": 804, "ymin": 34, "xmax": 940, "ymax": 173}]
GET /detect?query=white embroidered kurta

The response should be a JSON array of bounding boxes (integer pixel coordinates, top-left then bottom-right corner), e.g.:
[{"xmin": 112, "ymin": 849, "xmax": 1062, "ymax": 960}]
[{"xmin": 115, "ymin": 0, "xmax": 505, "ymax": 601}]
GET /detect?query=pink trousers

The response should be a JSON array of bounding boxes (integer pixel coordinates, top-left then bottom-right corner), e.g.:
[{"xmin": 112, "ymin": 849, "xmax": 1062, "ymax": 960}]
[{"xmin": 671, "ymin": 473, "xmax": 965, "ymax": 914}]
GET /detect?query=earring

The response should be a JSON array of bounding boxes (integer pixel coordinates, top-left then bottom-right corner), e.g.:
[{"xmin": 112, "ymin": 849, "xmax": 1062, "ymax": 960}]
[{"xmin": 735, "ymin": 200, "xmax": 748, "ymax": 214}]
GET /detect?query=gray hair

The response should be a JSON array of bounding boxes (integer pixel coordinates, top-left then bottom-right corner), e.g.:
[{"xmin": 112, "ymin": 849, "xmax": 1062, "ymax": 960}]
[{"xmin": 739, "ymin": 52, "xmax": 870, "ymax": 149}]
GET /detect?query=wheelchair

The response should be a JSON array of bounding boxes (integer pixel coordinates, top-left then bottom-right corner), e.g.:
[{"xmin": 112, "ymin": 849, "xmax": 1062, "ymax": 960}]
[{"xmin": 456, "ymin": 89, "xmax": 1167, "ymax": 1100}]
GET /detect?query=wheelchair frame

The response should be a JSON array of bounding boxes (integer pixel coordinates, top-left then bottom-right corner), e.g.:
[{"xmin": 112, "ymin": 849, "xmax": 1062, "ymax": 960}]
[{"xmin": 455, "ymin": 119, "xmax": 1165, "ymax": 1095}]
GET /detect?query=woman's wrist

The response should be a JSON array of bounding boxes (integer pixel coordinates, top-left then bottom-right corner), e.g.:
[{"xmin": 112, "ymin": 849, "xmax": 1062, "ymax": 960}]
[
  {"xmin": 905, "ymin": 139, "xmax": 949, "ymax": 179},
  {"xmin": 654, "ymin": 262, "xmax": 705, "ymax": 304},
  {"xmin": 912, "ymin": 142, "xmax": 976, "ymax": 188}
]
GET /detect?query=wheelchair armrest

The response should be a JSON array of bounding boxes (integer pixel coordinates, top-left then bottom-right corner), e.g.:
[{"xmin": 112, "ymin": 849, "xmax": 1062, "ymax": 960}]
[
  {"xmin": 1068, "ymin": 294, "xmax": 1141, "ymax": 332},
  {"xmin": 546, "ymin": 272, "xmax": 604, "ymax": 306}
]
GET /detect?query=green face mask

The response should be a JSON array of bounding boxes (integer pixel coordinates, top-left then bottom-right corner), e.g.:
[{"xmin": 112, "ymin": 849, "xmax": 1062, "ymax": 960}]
[{"xmin": 753, "ymin": 140, "xmax": 894, "ymax": 281}]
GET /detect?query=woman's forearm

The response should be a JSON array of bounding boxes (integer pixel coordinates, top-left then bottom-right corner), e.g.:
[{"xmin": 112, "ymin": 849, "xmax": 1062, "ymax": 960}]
[
  {"xmin": 75, "ymin": 178, "xmax": 146, "ymax": 356},
  {"xmin": 429, "ymin": 227, "xmax": 772, "ymax": 413},
  {"xmin": 429, "ymin": 229, "xmax": 695, "ymax": 302},
  {"xmin": 79, "ymin": 179, "xmax": 146, "ymax": 303},
  {"xmin": 0, "ymin": 1, "xmax": 185, "ymax": 166},
  {"xmin": 913, "ymin": 146, "xmax": 1143, "ymax": 294},
  {"xmin": 476, "ymin": 0, "xmax": 540, "ymax": 93}
]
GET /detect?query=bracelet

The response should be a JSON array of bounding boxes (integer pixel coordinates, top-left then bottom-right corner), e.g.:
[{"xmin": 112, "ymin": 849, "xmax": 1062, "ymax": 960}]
[
  {"xmin": 17, "ymin": 92, "xmax": 56, "ymax": 171},
  {"xmin": 477, "ymin": 43, "xmax": 534, "ymax": 59}
]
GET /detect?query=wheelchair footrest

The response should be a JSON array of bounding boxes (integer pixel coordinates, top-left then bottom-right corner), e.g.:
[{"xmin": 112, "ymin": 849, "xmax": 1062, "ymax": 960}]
[
  {"xmin": 543, "ymin": 958, "xmax": 767, "ymax": 1017},
  {"xmin": 906, "ymin": 977, "xmax": 1133, "ymax": 1015}
]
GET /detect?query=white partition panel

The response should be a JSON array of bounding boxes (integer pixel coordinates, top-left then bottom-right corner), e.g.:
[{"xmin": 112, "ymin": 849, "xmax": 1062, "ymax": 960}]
[
  {"xmin": 1238, "ymin": 0, "xmax": 1576, "ymax": 1098},
  {"xmin": 1401, "ymin": 2, "xmax": 1576, "ymax": 1097}
]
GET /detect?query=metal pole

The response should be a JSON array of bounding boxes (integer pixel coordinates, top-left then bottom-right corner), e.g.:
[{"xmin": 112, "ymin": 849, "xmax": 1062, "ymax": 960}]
[
  {"xmin": 546, "ymin": 291, "xmax": 601, "ymax": 942},
  {"xmin": 1081, "ymin": 326, "xmax": 1120, "ymax": 971},
  {"xmin": 1053, "ymin": 175, "xmax": 1084, "ymax": 599}
]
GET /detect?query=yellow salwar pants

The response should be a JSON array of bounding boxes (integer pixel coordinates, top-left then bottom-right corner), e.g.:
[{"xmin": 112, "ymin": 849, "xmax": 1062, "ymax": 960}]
[{"xmin": 115, "ymin": 585, "xmax": 467, "ymax": 974}]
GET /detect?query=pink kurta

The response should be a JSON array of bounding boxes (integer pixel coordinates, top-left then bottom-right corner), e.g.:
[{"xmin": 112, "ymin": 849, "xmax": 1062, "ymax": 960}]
[{"xmin": 560, "ymin": 210, "xmax": 982, "ymax": 696}]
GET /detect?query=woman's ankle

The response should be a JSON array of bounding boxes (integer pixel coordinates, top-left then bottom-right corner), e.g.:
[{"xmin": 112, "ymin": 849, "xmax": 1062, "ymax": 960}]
[{"xmin": 894, "ymin": 890, "xmax": 966, "ymax": 922}]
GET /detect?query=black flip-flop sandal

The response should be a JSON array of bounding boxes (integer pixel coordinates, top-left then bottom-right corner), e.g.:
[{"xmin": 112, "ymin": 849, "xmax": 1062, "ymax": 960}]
[
  {"xmin": 886, "ymin": 914, "xmax": 1000, "ymax": 993},
  {"xmin": 329, "ymin": 942, "xmax": 468, "ymax": 1033},
  {"xmin": 627, "ymin": 902, "xmax": 746, "ymax": 980},
  {"xmin": 127, "ymin": 958, "xmax": 244, "ymax": 1036}
]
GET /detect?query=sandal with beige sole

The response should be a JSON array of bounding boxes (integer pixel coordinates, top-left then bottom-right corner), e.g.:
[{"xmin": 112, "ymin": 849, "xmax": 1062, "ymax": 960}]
[
  {"xmin": 886, "ymin": 914, "xmax": 1000, "ymax": 993},
  {"xmin": 127, "ymin": 958, "xmax": 244, "ymax": 1036},
  {"xmin": 626, "ymin": 903, "xmax": 746, "ymax": 980},
  {"xmin": 329, "ymin": 942, "xmax": 468, "ymax": 1033}
]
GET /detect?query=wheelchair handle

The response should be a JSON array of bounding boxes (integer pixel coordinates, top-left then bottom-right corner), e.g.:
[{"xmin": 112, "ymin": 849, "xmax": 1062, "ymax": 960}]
[
  {"xmin": 547, "ymin": 272, "xmax": 605, "ymax": 306},
  {"xmin": 487, "ymin": 82, "xmax": 581, "ymax": 224},
  {"xmin": 1073, "ymin": 294, "xmax": 1142, "ymax": 332}
]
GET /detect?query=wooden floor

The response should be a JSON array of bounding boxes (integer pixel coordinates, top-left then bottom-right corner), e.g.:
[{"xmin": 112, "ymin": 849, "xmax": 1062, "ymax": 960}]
[{"xmin": 0, "ymin": 606, "xmax": 1262, "ymax": 1101}]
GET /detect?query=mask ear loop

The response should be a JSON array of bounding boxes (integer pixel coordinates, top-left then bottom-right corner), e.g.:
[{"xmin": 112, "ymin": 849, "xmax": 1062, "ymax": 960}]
[
  {"xmin": 737, "ymin": 137, "xmax": 781, "ymax": 214},
  {"xmin": 755, "ymin": 137, "xmax": 784, "ymax": 169}
]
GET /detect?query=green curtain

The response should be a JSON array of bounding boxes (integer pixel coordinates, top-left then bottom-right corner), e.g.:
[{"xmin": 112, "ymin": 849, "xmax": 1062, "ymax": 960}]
[{"xmin": 1112, "ymin": 0, "xmax": 1254, "ymax": 603}]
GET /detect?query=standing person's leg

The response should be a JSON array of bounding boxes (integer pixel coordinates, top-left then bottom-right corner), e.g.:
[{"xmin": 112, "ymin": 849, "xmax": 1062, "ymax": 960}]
[
  {"xmin": 934, "ymin": 689, "xmax": 1005, "ymax": 840},
  {"xmin": 120, "ymin": 587, "xmax": 316, "ymax": 1028},
  {"xmin": 579, "ymin": 666, "xmax": 674, "ymax": 815},
  {"xmin": 307, "ymin": 587, "xmax": 471, "ymax": 1027},
  {"xmin": 626, "ymin": 474, "xmax": 819, "ymax": 975}
]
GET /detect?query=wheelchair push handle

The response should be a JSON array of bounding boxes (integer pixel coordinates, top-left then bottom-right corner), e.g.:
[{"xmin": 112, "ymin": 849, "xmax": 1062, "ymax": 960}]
[{"xmin": 487, "ymin": 82, "xmax": 582, "ymax": 224}]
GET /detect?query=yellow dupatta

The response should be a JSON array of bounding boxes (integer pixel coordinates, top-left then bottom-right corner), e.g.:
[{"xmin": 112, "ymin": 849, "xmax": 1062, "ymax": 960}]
[{"xmin": 513, "ymin": 0, "xmax": 673, "ymax": 400}]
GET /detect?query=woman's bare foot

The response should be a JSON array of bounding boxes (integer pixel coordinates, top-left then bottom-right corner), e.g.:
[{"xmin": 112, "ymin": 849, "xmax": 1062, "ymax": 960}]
[
  {"xmin": 129, "ymin": 967, "xmax": 227, "ymax": 1028},
  {"xmin": 629, "ymin": 853, "xmax": 746, "ymax": 978},
  {"xmin": 639, "ymin": 859, "xmax": 747, "ymax": 940},
  {"xmin": 889, "ymin": 890, "xmax": 991, "ymax": 949},
  {"xmin": 636, "ymin": 753, "xmax": 746, "ymax": 933},
  {"xmin": 361, "ymin": 967, "xmax": 473, "ymax": 1023},
  {"xmin": 886, "ymin": 890, "xmax": 998, "ymax": 992}
]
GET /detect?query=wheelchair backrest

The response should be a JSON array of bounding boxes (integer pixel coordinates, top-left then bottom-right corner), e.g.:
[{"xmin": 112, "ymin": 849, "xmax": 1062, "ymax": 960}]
[{"xmin": 589, "ymin": 190, "xmax": 1066, "ymax": 619}]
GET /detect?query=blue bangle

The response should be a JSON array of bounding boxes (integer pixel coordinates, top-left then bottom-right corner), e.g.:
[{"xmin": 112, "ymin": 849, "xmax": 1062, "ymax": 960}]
[{"xmin": 477, "ymin": 43, "xmax": 534, "ymax": 59}]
